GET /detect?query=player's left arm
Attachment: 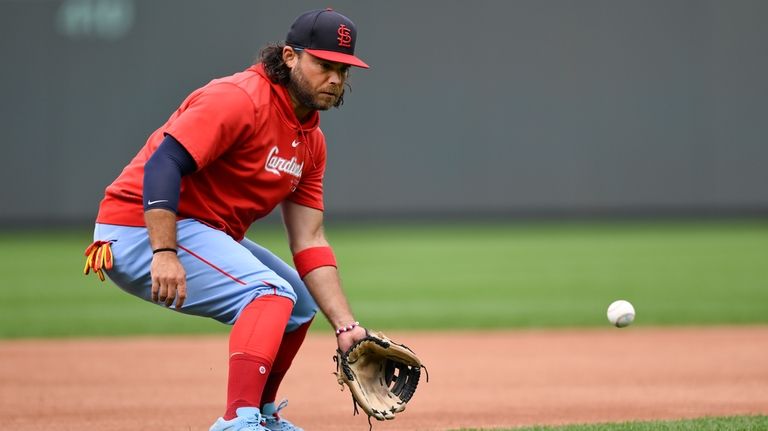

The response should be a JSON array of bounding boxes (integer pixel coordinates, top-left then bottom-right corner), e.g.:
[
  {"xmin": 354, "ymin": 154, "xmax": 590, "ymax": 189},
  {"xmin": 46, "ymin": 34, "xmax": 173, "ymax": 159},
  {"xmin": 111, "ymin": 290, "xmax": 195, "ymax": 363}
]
[{"xmin": 281, "ymin": 200, "xmax": 366, "ymax": 352}]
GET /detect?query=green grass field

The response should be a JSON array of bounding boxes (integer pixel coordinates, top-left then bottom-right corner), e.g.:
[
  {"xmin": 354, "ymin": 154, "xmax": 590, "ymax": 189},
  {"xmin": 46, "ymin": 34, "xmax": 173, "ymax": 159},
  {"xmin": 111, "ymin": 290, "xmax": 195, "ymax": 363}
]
[
  {"xmin": 455, "ymin": 414, "xmax": 768, "ymax": 430},
  {"xmin": 0, "ymin": 219, "xmax": 766, "ymax": 338},
  {"xmin": 1, "ymin": 219, "xmax": 766, "ymax": 430}
]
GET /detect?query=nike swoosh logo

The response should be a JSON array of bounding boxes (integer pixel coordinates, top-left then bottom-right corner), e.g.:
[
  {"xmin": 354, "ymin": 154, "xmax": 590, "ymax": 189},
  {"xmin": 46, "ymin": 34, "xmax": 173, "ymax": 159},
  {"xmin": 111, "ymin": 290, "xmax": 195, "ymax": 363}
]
[
  {"xmin": 291, "ymin": 140, "xmax": 300, "ymax": 148},
  {"xmin": 147, "ymin": 199, "xmax": 169, "ymax": 205}
]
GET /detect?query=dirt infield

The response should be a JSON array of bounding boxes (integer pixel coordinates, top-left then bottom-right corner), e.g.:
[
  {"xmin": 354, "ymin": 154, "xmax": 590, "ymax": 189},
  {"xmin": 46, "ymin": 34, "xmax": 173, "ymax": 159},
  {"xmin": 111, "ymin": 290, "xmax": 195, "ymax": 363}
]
[{"xmin": 2, "ymin": 326, "xmax": 767, "ymax": 431}]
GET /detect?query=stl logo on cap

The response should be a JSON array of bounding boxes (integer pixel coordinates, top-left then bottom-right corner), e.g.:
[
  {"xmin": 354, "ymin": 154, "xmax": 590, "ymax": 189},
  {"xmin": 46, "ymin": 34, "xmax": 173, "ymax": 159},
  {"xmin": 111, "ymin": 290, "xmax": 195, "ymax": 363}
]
[{"xmin": 337, "ymin": 24, "xmax": 352, "ymax": 48}]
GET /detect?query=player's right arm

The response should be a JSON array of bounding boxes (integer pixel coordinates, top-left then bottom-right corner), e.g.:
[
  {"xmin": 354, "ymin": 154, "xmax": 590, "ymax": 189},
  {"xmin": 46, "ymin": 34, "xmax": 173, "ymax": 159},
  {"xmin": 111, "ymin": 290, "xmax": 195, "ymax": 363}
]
[
  {"xmin": 145, "ymin": 208, "xmax": 186, "ymax": 308},
  {"xmin": 143, "ymin": 134, "xmax": 197, "ymax": 309},
  {"xmin": 142, "ymin": 84, "xmax": 254, "ymax": 309}
]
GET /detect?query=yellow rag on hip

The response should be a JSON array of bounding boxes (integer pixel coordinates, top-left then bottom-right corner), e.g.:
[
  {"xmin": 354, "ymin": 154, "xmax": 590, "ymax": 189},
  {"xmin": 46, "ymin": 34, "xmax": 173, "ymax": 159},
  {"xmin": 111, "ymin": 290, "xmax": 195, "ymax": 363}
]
[{"xmin": 83, "ymin": 240, "xmax": 114, "ymax": 282}]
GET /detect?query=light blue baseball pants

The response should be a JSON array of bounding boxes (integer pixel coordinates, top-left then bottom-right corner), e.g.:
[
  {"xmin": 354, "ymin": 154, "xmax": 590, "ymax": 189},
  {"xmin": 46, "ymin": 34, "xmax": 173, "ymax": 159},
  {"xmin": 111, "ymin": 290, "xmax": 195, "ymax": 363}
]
[{"xmin": 94, "ymin": 219, "xmax": 318, "ymax": 331}]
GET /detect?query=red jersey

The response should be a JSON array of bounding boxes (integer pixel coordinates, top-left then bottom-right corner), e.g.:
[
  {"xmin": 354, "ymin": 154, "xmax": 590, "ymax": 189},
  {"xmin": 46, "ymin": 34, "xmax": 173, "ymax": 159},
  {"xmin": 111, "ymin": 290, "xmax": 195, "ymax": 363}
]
[{"xmin": 96, "ymin": 64, "xmax": 326, "ymax": 240}]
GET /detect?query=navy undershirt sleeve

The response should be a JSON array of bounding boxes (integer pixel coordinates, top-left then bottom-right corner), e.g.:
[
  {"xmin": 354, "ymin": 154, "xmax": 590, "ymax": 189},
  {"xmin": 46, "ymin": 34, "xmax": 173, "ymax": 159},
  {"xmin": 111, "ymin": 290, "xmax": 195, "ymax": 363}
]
[{"xmin": 143, "ymin": 134, "xmax": 197, "ymax": 213}]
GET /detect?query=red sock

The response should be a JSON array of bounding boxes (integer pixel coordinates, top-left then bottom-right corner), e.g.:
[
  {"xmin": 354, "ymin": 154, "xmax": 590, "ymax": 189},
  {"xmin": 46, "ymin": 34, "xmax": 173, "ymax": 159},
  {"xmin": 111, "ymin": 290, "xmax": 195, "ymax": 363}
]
[
  {"xmin": 224, "ymin": 295, "xmax": 293, "ymax": 420},
  {"xmin": 260, "ymin": 318, "xmax": 313, "ymax": 407}
]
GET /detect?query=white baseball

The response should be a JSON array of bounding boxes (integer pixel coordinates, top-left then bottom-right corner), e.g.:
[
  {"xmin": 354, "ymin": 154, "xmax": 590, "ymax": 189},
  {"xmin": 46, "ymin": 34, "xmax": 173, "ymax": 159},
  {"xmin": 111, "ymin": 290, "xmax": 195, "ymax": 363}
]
[{"xmin": 607, "ymin": 300, "xmax": 635, "ymax": 328}]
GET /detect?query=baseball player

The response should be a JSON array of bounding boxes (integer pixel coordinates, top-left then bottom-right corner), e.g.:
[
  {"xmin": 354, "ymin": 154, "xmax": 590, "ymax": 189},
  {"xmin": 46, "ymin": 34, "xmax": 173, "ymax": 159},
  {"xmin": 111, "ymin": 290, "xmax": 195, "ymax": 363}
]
[{"xmin": 83, "ymin": 9, "xmax": 369, "ymax": 431}]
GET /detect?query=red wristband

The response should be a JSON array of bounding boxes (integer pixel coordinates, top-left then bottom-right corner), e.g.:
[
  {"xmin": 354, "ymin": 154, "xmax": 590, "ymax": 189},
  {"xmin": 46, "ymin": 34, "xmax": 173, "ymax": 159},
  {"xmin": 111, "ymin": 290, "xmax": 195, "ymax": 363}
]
[{"xmin": 293, "ymin": 246, "xmax": 337, "ymax": 278}]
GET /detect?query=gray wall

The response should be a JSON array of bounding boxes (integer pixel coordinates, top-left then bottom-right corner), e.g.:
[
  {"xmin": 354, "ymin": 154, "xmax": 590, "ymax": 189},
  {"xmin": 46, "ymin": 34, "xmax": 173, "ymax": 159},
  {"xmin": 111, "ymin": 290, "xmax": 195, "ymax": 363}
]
[{"xmin": 2, "ymin": 0, "xmax": 767, "ymax": 224}]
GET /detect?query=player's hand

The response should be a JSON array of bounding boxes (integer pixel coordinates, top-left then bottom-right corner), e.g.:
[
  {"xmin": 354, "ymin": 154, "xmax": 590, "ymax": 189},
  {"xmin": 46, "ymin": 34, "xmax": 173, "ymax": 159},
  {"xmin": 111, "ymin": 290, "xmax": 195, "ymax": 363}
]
[
  {"xmin": 150, "ymin": 251, "xmax": 187, "ymax": 308},
  {"xmin": 337, "ymin": 325, "xmax": 367, "ymax": 353}
]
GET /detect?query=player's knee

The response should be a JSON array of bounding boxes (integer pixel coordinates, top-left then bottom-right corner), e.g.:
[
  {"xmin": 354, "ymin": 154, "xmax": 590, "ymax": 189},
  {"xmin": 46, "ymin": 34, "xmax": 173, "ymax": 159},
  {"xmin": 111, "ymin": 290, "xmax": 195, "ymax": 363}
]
[{"xmin": 285, "ymin": 308, "xmax": 316, "ymax": 332}]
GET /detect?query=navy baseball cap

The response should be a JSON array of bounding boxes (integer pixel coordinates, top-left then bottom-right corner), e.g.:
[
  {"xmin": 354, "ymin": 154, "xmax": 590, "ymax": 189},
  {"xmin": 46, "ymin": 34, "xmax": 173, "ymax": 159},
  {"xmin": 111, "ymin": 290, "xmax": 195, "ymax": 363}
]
[{"xmin": 286, "ymin": 8, "xmax": 370, "ymax": 69}]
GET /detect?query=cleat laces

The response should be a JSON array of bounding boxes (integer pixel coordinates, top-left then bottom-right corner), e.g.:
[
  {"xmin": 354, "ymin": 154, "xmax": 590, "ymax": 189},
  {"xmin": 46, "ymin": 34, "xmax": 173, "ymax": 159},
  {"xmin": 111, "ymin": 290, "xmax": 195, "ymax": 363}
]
[{"xmin": 263, "ymin": 400, "xmax": 303, "ymax": 431}]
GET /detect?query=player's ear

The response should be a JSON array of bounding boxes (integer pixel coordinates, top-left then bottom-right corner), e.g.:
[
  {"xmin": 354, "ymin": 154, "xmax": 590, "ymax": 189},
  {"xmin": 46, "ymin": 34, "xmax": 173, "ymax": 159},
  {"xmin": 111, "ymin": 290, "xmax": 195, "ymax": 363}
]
[{"xmin": 283, "ymin": 46, "xmax": 300, "ymax": 69}]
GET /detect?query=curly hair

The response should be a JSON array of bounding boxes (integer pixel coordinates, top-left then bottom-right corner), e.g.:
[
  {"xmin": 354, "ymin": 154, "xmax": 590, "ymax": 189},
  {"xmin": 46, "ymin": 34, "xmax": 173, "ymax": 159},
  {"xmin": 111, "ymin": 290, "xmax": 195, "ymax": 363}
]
[
  {"xmin": 259, "ymin": 44, "xmax": 292, "ymax": 86},
  {"xmin": 259, "ymin": 44, "xmax": 348, "ymax": 108}
]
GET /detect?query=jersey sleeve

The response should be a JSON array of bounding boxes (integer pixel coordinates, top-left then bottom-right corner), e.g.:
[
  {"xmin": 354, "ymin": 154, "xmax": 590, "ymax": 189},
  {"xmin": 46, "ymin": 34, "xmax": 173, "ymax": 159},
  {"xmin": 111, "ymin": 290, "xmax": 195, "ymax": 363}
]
[
  {"xmin": 164, "ymin": 83, "xmax": 256, "ymax": 169},
  {"xmin": 288, "ymin": 133, "xmax": 327, "ymax": 211}
]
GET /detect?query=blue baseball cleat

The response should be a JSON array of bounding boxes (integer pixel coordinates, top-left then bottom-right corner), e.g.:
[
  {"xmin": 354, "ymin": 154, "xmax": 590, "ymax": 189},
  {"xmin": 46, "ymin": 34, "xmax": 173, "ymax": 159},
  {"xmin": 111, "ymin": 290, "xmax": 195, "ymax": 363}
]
[
  {"xmin": 261, "ymin": 400, "xmax": 304, "ymax": 431},
  {"xmin": 209, "ymin": 407, "xmax": 268, "ymax": 431}
]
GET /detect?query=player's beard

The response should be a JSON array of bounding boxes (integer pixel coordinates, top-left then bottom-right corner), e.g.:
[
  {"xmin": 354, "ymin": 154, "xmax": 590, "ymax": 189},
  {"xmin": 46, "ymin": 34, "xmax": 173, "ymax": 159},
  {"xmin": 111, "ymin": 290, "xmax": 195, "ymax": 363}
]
[{"xmin": 288, "ymin": 65, "xmax": 344, "ymax": 111}]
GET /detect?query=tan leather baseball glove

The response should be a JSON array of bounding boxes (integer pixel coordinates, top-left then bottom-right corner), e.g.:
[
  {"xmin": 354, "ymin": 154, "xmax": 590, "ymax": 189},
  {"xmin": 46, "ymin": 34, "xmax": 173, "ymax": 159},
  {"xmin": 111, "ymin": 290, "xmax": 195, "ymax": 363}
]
[{"xmin": 335, "ymin": 330, "xmax": 426, "ymax": 423}]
